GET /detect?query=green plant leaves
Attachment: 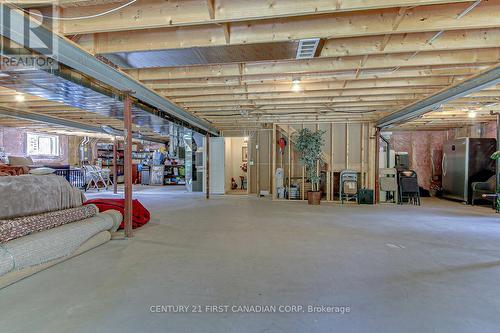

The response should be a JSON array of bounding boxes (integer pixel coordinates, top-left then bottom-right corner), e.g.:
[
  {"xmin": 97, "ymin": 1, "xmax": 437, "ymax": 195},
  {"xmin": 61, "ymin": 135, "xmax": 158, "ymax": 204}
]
[
  {"xmin": 491, "ymin": 150, "xmax": 500, "ymax": 160},
  {"xmin": 292, "ymin": 128, "xmax": 325, "ymax": 190}
]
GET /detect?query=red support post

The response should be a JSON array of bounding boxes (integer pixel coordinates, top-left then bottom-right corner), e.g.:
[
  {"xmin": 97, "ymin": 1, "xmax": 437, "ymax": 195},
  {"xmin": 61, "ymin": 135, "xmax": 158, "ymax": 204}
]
[
  {"xmin": 374, "ymin": 127, "xmax": 380, "ymax": 204},
  {"xmin": 113, "ymin": 137, "xmax": 118, "ymax": 194},
  {"xmin": 123, "ymin": 94, "xmax": 133, "ymax": 238}
]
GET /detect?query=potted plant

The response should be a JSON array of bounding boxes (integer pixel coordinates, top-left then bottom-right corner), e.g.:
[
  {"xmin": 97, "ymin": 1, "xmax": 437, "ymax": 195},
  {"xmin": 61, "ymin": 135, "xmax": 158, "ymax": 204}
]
[{"xmin": 293, "ymin": 128, "xmax": 325, "ymax": 205}]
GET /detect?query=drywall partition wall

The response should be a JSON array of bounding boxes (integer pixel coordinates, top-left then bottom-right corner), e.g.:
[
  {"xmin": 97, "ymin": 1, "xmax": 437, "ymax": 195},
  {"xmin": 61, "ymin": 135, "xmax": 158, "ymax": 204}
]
[
  {"xmin": 206, "ymin": 137, "xmax": 225, "ymax": 194},
  {"xmin": 224, "ymin": 137, "xmax": 232, "ymax": 191}
]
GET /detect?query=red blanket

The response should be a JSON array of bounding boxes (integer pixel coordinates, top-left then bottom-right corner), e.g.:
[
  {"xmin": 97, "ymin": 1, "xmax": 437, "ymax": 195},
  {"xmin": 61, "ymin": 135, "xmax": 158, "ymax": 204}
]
[{"xmin": 84, "ymin": 199, "xmax": 150, "ymax": 229}]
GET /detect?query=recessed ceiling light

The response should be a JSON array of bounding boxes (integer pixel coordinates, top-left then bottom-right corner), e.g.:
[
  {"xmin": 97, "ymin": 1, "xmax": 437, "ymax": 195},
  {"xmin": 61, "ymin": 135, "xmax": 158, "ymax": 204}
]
[
  {"xmin": 292, "ymin": 79, "xmax": 302, "ymax": 92},
  {"xmin": 14, "ymin": 94, "xmax": 25, "ymax": 102},
  {"xmin": 468, "ymin": 111, "xmax": 477, "ymax": 118}
]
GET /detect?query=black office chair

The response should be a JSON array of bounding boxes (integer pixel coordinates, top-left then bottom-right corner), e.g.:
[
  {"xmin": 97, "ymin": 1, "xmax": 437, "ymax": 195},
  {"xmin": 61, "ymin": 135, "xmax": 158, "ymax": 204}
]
[{"xmin": 398, "ymin": 170, "xmax": 420, "ymax": 206}]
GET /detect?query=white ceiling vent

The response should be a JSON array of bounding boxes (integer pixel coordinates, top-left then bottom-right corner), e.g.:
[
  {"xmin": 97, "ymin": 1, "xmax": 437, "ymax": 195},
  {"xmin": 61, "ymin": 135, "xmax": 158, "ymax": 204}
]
[{"xmin": 296, "ymin": 38, "xmax": 321, "ymax": 59}]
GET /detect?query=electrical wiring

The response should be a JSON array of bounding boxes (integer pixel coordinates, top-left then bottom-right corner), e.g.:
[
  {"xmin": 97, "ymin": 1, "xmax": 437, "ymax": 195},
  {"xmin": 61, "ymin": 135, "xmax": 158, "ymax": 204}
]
[{"xmin": 5, "ymin": 0, "xmax": 137, "ymax": 21}]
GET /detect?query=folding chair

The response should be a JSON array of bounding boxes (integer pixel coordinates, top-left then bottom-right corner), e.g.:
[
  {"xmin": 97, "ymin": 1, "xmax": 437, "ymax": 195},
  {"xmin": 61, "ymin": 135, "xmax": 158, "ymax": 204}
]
[
  {"xmin": 83, "ymin": 165, "xmax": 99, "ymax": 191},
  {"xmin": 84, "ymin": 165, "xmax": 109, "ymax": 191},
  {"xmin": 398, "ymin": 170, "xmax": 420, "ymax": 205},
  {"xmin": 379, "ymin": 168, "xmax": 398, "ymax": 203},
  {"xmin": 100, "ymin": 167, "xmax": 114, "ymax": 188},
  {"xmin": 340, "ymin": 169, "xmax": 358, "ymax": 203}
]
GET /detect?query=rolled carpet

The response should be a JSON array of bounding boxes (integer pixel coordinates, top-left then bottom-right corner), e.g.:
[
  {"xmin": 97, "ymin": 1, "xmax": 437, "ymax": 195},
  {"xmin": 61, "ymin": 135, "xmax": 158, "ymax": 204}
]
[
  {"xmin": 0, "ymin": 204, "xmax": 98, "ymax": 244},
  {"xmin": 1, "ymin": 213, "xmax": 114, "ymax": 272},
  {"xmin": 84, "ymin": 199, "xmax": 150, "ymax": 229}
]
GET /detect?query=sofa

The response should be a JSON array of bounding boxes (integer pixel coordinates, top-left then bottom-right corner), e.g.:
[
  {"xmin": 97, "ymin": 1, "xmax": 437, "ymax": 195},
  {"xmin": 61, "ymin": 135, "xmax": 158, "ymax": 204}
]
[{"xmin": 0, "ymin": 174, "xmax": 122, "ymax": 289}]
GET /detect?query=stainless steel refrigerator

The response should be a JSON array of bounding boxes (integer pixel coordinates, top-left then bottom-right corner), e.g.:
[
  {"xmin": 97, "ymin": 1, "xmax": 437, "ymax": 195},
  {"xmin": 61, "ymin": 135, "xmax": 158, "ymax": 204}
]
[{"xmin": 442, "ymin": 138, "xmax": 496, "ymax": 203}]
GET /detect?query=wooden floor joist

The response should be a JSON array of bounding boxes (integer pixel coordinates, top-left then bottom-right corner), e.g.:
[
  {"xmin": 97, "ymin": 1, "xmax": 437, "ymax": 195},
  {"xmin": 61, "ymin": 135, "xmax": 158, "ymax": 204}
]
[{"xmin": 3, "ymin": 0, "xmax": 500, "ymax": 131}]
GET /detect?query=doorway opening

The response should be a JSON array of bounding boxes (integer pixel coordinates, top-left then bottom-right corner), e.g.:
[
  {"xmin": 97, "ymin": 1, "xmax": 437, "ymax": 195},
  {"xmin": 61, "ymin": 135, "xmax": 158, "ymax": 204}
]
[{"xmin": 224, "ymin": 137, "xmax": 248, "ymax": 194}]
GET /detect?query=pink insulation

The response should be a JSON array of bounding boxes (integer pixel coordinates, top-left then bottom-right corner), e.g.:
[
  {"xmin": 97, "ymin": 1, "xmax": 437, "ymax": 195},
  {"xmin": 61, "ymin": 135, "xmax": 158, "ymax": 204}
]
[
  {"xmin": 390, "ymin": 131, "xmax": 447, "ymax": 190},
  {"xmin": 483, "ymin": 121, "xmax": 497, "ymax": 139}
]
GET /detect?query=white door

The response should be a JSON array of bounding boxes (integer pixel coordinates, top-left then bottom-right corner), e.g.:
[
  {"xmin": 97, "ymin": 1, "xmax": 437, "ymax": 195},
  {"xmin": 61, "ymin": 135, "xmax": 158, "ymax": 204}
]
[{"xmin": 204, "ymin": 137, "xmax": 225, "ymax": 194}]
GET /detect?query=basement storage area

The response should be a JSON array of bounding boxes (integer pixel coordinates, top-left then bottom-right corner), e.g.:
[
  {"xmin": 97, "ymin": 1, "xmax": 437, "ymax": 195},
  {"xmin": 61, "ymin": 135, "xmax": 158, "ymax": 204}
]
[{"xmin": 0, "ymin": 1, "xmax": 500, "ymax": 333}]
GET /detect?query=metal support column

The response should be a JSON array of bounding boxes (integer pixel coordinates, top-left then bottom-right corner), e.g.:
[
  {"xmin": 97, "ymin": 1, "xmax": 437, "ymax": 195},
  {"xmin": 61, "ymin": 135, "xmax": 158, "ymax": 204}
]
[
  {"xmin": 374, "ymin": 128, "xmax": 381, "ymax": 204},
  {"xmin": 206, "ymin": 133, "xmax": 210, "ymax": 199},
  {"xmin": 123, "ymin": 95, "xmax": 133, "ymax": 238},
  {"xmin": 113, "ymin": 137, "xmax": 118, "ymax": 194}
]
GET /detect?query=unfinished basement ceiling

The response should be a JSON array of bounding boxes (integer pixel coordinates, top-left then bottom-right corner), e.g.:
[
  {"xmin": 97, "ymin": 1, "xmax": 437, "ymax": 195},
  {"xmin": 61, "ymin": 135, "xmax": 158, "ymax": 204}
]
[
  {"xmin": 0, "ymin": 68, "xmax": 172, "ymax": 138},
  {"xmin": 0, "ymin": 85, "xmax": 167, "ymax": 142},
  {"xmin": 17, "ymin": 0, "xmax": 500, "ymax": 131},
  {"xmin": 392, "ymin": 85, "xmax": 500, "ymax": 131}
]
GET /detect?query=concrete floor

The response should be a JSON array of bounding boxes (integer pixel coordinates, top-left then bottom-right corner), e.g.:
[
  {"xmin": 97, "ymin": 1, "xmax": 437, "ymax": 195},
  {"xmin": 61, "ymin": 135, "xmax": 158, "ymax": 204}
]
[{"xmin": 1, "ymin": 186, "xmax": 500, "ymax": 333}]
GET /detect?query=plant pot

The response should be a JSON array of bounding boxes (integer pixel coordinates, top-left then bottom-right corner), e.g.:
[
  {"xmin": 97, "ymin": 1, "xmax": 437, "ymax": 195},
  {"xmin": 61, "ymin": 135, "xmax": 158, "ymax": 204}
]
[{"xmin": 307, "ymin": 191, "xmax": 321, "ymax": 205}]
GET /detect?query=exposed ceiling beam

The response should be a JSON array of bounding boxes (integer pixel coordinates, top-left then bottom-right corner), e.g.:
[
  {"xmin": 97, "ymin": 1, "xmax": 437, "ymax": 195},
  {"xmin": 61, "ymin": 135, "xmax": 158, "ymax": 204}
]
[
  {"xmin": 376, "ymin": 64, "xmax": 500, "ymax": 128},
  {"xmin": 320, "ymin": 28, "xmax": 500, "ymax": 58},
  {"xmin": 125, "ymin": 48, "xmax": 500, "ymax": 80},
  {"xmin": 169, "ymin": 87, "xmax": 441, "ymax": 103},
  {"xmin": 76, "ymin": 2, "xmax": 500, "ymax": 53},
  {"xmin": 60, "ymin": 0, "xmax": 474, "ymax": 35},
  {"xmin": 157, "ymin": 77, "xmax": 456, "ymax": 96},
  {"xmin": 139, "ymin": 64, "xmax": 492, "ymax": 89},
  {"xmin": 206, "ymin": 0, "xmax": 216, "ymax": 20}
]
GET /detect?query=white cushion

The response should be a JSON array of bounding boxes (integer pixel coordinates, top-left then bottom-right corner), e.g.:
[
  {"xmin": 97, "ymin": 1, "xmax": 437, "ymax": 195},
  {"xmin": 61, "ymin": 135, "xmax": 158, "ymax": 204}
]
[{"xmin": 29, "ymin": 167, "xmax": 55, "ymax": 175}]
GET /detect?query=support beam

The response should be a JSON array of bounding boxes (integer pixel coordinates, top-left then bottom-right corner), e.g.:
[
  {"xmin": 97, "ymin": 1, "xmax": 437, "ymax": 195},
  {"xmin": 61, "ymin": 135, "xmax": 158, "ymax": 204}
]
[
  {"xmin": 76, "ymin": 1, "xmax": 500, "ymax": 53},
  {"xmin": 374, "ymin": 128, "xmax": 381, "ymax": 204},
  {"xmin": 361, "ymin": 123, "xmax": 366, "ymax": 187},
  {"xmin": 206, "ymin": 0, "xmax": 216, "ymax": 20},
  {"xmin": 272, "ymin": 123, "xmax": 277, "ymax": 200},
  {"xmin": 223, "ymin": 23, "xmax": 230, "ymax": 44},
  {"xmin": 377, "ymin": 64, "xmax": 500, "ymax": 128},
  {"xmin": 321, "ymin": 28, "xmax": 500, "ymax": 58},
  {"xmin": 138, "ymin": 64, "xmax": 493, "ymax": 89},
  {"xmin": 113, "ymin": 138, "xmax": 118, "ymax": 194},
  {"xmin": 123, "ymin": 94, "xmax": 133, "ymax": 238},
  {"xmin": 256, "ymin": 130, "xmax": 260, "ymax": 196},
  {"xmin": 61, "ymin": 0, "xmax": 474, "ymax": 35},
  {"xmin": 156, "ymin": 76, "xmax": 456, "ymax": 95},
  {"xmin": 126, "ymin": 49, "xmax": 499, "ymax": 81},
  {"xmin": 171, "ymin": 87, "xmax": 440, "ymax": 103},
  {"xmin": 206, "ymin": 133, "xmax": 210, "ymax": 199}
]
